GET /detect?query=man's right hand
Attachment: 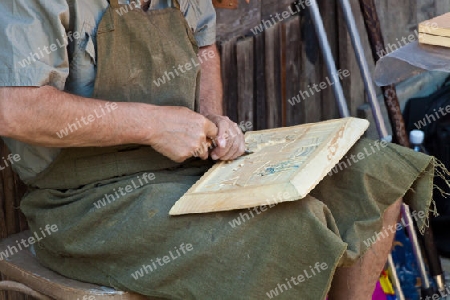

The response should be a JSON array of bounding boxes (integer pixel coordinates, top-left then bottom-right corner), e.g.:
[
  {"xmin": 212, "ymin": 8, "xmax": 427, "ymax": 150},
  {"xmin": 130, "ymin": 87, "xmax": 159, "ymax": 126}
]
[
  {"xmin": 148, "ymin": 106, "xmax": 218, "ymax": 163},
  {"xmin": 0, "ymin": 87, "xmax": 216, "ymax": 163}
]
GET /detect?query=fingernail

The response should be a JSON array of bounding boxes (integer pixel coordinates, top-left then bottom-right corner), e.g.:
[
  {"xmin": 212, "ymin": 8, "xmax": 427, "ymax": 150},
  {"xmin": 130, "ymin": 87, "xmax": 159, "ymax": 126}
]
[{"xmin": 211, "ymin": 154, "xmax": 218, "ymax": 160}]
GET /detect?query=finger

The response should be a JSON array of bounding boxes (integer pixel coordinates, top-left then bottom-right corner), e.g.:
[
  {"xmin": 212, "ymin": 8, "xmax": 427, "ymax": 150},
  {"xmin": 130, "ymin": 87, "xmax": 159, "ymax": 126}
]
[
  {"xmin": 219, "ymin": 138, "xmax": 239, "ymax": 161},
  {"xmin": 226, "ymin": 133, "xmax": 246, "ymax": 160},
  {"xmin": 211, "ymin": 132, "xmax": 234, "ymax": 160},
  {"xmin": 216, "ymin": 118, "xmax": 234, "ymax": 148},
  {"xmin": 199, "ymin": 141, "xmax": 209, "ymax": 160},
  {"xmin": 205, "ymin": 119, "xmax": 218, "ymax": 139}
]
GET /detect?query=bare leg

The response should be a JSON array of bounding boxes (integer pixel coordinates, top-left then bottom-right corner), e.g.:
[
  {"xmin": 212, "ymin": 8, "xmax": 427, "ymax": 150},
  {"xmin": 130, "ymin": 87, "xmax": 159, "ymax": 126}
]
[{"xmin": 328, "ymin": 198, "xmax": 403, "ymax": 300}]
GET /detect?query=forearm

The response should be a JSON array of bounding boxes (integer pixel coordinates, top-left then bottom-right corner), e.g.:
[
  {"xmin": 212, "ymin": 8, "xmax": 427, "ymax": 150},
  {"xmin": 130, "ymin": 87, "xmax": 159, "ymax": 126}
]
[
  {"xmin": 0, "ymin": 86, "xmax": 155, "ymax": 147},
  {"xmin": 198, "ymin": 44, "xmax": 245, "ymax": 160},
  {"xmin": 198, "ymin": 44, "xmax": 223, "ymax": 116}
]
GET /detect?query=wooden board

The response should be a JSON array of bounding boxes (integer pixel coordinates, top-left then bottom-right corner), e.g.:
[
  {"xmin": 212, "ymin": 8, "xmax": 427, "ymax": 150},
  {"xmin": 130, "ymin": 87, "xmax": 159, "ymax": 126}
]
[
  {"xmin": 253, "ymin": 33, "xmax": 267, "ymax": 130},
  {"xmin": 419, "ymin": 13, "xmax": 450, "ymax": 37},
  {"xmin": 264, "ymin": 24, "xmax": 282, "ymax": 129},
  {"xmin": 419, "ymin": 13, "xmax": 450, "ymax": 48},
  {"xmin": 218, "ymin": 38, "xmax": 238, "ymax": 122},
  {"xmin": 419, "ymin": 33, "xmax": 450, "ymax": 48},
  {"xmin": 236, "ymin": 37, "xmax": 254, "ymax": 126},
  {"xmin": 169, "ymin": 117, "xmax": 369, "ymax": 215}
]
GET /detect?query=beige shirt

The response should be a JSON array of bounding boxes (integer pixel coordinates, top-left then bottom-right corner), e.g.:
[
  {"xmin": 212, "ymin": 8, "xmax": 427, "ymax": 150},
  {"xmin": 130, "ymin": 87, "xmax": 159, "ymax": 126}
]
[{"xmin": 0, "ymin": 0, "xmax": 216, "ymax": 180}]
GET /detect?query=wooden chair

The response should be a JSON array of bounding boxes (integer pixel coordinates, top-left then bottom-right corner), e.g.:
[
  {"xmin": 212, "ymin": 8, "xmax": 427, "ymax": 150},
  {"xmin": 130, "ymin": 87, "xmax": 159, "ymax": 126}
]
[
  {"xmin": 0, "ymin": 231, "xmax": 148, "ymax": 300},
  {"xmin": 0, "ymin": 142, "xmax": 148, "ymax": 300}
]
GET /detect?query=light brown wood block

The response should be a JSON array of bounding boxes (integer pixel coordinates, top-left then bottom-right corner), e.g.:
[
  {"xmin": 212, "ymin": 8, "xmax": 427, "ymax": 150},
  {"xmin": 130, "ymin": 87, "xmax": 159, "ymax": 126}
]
[
  {"xmin": 419, "ymin": 12, "xmax": 450, "ymax": 48},
  {"xmin": 169, "ymin": 117, "xmax": 369, "ymax": 215},
  {"xmin": 419, "ymin": 33, "xmax": 450, "ymax": 48}
]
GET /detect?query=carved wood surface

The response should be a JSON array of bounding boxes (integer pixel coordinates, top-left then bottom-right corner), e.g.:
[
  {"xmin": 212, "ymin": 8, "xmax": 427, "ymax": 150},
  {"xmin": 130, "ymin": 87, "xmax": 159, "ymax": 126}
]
[{"xmin": 170, "ymin": 118, "xmax": 369, "ymax": 215}]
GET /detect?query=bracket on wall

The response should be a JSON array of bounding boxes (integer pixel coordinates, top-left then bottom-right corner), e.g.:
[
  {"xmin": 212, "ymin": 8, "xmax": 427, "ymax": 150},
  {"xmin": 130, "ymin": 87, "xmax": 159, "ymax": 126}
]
[{"xmin": 213, "ymin": 0, "xmax": 238, "ymax": 9}]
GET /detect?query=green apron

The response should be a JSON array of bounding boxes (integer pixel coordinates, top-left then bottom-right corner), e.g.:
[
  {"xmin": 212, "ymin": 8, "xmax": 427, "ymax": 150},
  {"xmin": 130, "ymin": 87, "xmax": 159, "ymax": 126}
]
[
  {"xmin": 20, "ymin": 1, "xmax": 440, "ymax": 299},
  {"xmin": 24, "ymin": 0, "xmax": 201, "ymax": 190}
]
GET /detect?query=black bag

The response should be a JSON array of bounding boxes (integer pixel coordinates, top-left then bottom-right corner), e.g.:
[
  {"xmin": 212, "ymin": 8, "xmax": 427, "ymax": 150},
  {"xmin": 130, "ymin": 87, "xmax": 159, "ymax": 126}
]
[
  {"xmin": 404, "ymin": 77, "xmax": 450, "ymax": 166},
  {"xmin": 403, "ymin": 75, "xmax": 450, "ymax": 256}
]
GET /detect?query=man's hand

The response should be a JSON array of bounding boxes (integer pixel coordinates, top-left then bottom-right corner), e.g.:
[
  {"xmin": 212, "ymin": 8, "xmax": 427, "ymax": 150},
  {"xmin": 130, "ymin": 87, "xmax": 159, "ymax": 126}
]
[
  {"xmin": 197, "ymin": 46, "xmax": 245, "ymax": 161},
  {"xmin": 206, "ymin": 114, "xmax": 245, "ymax": 161},
  {"xmin": 149, "ymin": 107, "xmax": 218, "ymax": 163},
  {"xmin": 0, "ymin": 87, "xmax": 218, "ymax": 164}
]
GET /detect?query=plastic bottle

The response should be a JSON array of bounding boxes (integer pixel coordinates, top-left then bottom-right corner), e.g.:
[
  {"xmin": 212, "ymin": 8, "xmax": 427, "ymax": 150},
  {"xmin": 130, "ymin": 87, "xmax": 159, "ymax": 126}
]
[{"xmin": 410, "ymin": 130, "xmax": 429, "ymax": 154}]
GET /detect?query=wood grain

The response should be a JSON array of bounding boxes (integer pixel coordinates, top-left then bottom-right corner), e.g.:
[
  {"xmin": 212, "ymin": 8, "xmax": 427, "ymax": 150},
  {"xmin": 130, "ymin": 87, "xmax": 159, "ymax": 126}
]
[
  {"xmin": 264, "ymin": 24, "xmax": 282, "ymax": 129},
  {"xmin": 218, "ymin": 38, "xmax": 239, "ymax": 122},
  {"xmin": 236, "ymin": 37, "xmax": 255, "ymax": 126},
  {"xmin": 319, "ymin": 0, "xmax": 339, "ymax": 121},
  {"xmin": 282, "ymin": 16, "xmax": 303, "ymax": 126},
  {"xmin": 253, "ymin": 33, "xmax": 267, "ymax": 130},
  {"xmin": 419, "ymin": 12, "xmax": 450, "ymax": 47}
]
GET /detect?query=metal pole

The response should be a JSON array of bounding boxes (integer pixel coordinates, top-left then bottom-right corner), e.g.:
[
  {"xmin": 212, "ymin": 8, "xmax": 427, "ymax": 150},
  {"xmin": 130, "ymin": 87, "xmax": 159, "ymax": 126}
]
[
  {"xmin": 308, "ymin": 0, "xmax": 350, "ymax": 118},
  {"xmin": 401, "ymin": 204, "xmax": 431, "ymax": 289},
  {"xmin": 337, "ymin": 0, "xmax": 391, "ymax": 141},
  {"xmin": 388, "ymin": 254, "xmax": 405, "ymax": 300}
]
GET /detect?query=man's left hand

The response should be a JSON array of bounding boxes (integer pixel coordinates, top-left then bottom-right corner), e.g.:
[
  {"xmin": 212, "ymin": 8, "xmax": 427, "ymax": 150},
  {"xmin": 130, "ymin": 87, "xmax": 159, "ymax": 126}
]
[{"xmin": 206, "ymin": 115, "xmax": 245, "ymax": 161}]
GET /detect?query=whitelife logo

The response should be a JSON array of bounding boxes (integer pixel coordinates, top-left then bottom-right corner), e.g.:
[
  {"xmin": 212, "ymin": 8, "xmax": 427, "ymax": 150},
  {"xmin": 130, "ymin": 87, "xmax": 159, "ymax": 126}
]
[
  {"xmin": 56, "ymin": 102, "xmax": 118, "ymax": 139},
  {"xmin": 131, "ymin": 243, "xmax": 194, "ymax": 280},
  {"xmin": 0, "ymin": 224, "xmax": 59, "ymax": 261}
]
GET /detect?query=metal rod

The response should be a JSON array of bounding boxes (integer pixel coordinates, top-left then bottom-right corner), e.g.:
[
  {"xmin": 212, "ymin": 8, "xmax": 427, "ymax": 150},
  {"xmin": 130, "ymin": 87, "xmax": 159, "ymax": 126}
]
[
  {"xmin": 308, "ymin": 0, "xmax": 350, "ymax": 118},
  {"xmin": 358, "ymin": 0, "xmax": 409, "ymax": 146},
  {"xmin": 388, "ymin": 254, "xmax": 405, "ymax": 300},
  {"xmin": 401, "ymin": 204, "xmax": 431, "ymax": 288},
  {"xmin": 337, "ymin": 0, "xmax": 390, "ymax": 141}
]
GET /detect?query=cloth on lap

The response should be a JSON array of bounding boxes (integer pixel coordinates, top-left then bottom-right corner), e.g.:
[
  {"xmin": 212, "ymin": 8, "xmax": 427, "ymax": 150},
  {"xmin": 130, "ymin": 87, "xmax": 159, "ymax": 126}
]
[{"xmin": 20, "ymin": 139, "xmax": 439, "ymax": 299}]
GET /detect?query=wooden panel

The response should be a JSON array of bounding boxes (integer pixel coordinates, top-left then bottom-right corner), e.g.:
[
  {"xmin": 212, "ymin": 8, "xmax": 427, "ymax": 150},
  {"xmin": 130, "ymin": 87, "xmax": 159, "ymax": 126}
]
[
  {"xmin": 435, "ymin": 0, "xmax": 450, "ymax": 16},
  {"xmin": 416, "ymin": 0, "xmax": 438, "ymax": 24},
  {"xmin": 0, "ymin": 139, "xmax": 28, "ymax": 300},
  {"xmin": 253, "ymin": 33, "xmax": 267, "ymax": 130},
  {"xmin": 236, "ymin": 37, "xmax": 255, "ymax": 126},
  {"xmin": 282, "ymin": 17, "xmax": 303, "ymax": 126},
  {"xmin": 264, "ymin": 24, "xmax": 282, "ymax": 128},
  {"xmin": 170, "ymin": 118, "xmax": 369, "ymax": 215},
  {"xmin": 261, "ymin": 0, "xmax": 301, "ymax": 20},
  {"xmin": 338, "ymin": 0, "xmax": 376, "ymax": 116},
  {"xmin": 319, "ymin": 0, "xmax": 339, "ymax": 120},
  {"xmin": 218, "ymin": 38, "xmax": 238, "ymax": 122},
  {"xmin": 215, "ymin": 0, "xmax": 261, "ymax": 41},
  {"xmin": 299, "ymin": 6, "xmax": 322, "ymax": 123},
  {"xmin": 374, "ymin": 0, "xmax": 418, "ymax": 48}
]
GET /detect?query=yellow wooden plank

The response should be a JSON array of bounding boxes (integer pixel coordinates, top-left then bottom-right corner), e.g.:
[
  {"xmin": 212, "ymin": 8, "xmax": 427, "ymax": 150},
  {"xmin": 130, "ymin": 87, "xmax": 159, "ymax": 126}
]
[
  {"xmin": 419, "ymin": 32, "xmax": 450, "ymax": 48},
  {"xmin": 419, "ymin": 12, "xmax": 450, "ymax": 39}
]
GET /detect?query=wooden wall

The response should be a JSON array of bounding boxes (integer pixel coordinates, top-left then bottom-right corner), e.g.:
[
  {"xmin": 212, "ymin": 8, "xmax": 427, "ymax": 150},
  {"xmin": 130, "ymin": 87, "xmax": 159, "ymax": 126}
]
[
  {"xmin": 217, "ymin": 0, "xmax": 450, "ymax": 133},
  {"xmin": 1, "ymin": 0, "xmax": 449, "ymax": 299},
  {"xmin": 0, "ymin": 141, "xmax": 28, "ymax": 300}
]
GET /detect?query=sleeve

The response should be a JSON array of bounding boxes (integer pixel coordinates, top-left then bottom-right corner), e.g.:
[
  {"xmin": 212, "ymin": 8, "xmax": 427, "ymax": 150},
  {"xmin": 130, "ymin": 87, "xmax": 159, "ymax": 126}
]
[
  {"xmin": 180, "ymin": 0, "xmax": 217, "ymax": 47},
  {"xmin": 0, "ymin": 0, "xmax": 70, "ymax": 90}
]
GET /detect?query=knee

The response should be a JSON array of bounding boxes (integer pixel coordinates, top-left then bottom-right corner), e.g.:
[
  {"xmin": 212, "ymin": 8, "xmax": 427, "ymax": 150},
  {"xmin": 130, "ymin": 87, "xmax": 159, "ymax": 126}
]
[{"xmin": 383, "ymin": 197, "xmax": 402, "ymax": 223}]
